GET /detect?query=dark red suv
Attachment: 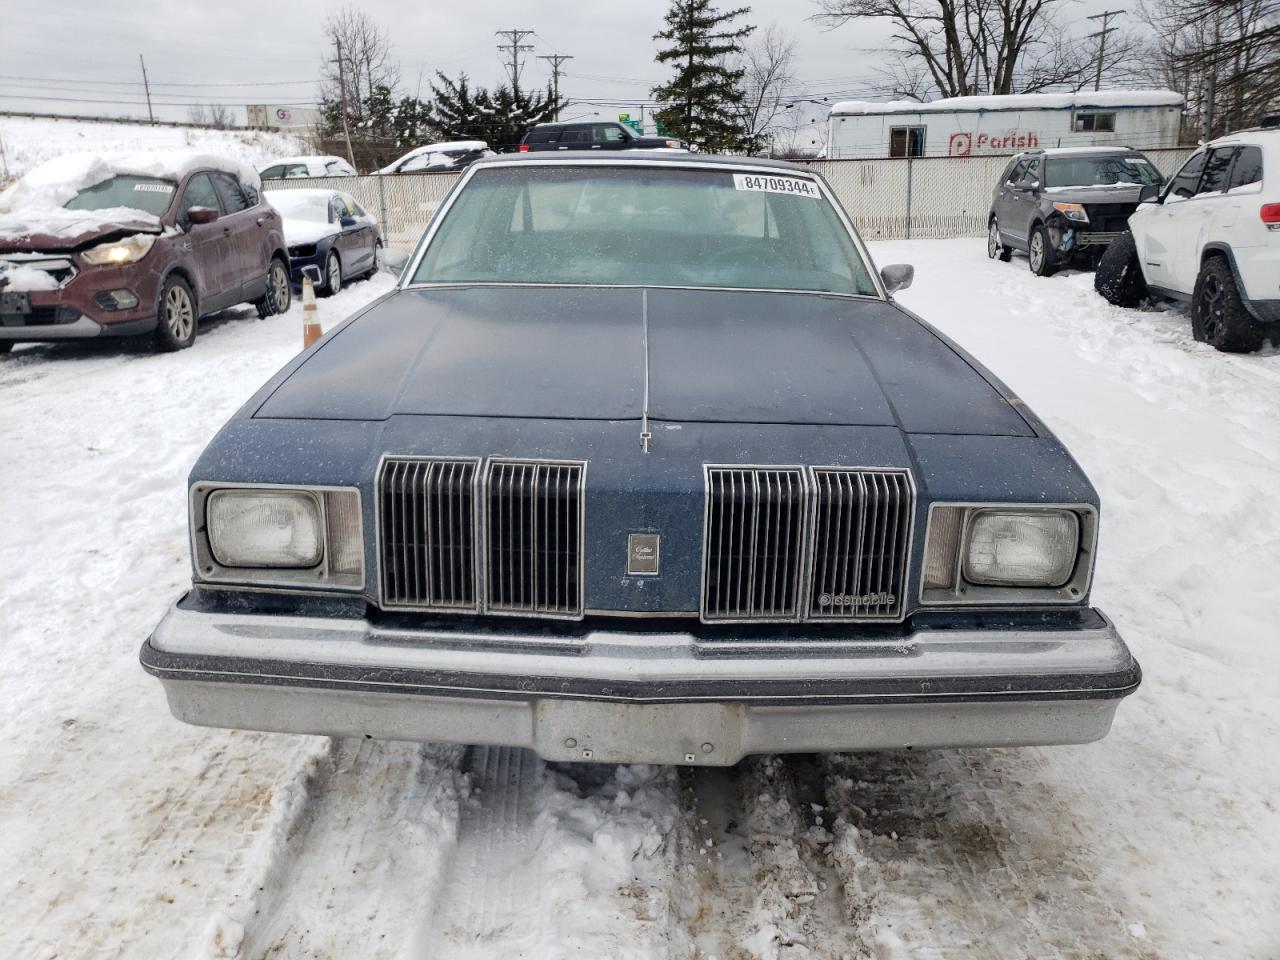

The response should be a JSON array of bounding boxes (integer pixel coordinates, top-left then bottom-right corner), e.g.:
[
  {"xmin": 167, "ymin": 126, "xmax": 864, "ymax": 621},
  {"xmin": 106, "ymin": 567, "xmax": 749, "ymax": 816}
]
[{"xmin": 0, "ymin": 158, "xmax": 291, "ymax": 353}]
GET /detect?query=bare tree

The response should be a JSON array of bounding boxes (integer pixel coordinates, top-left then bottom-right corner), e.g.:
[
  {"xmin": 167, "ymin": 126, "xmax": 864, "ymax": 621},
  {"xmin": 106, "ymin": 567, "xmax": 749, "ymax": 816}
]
[
  {"xmin": 814, "ymin": 0, "xmax": 1135, "ymax": 99},
  {"xmin": 1139, "ymin": 0, "xmax": 1278, "ymax": 138},
  {"xmin": 187, "ymin": 103, "xmax": 209, "ymax": 126},
  {"xmin": 207, "ymin": 103, "xmax": 234, "ymax": 129},
  {"xmin": 735, "ymin": 24, "xmax": 799, "ymax": 153},
  {"xmin": 321, "ymin": 7, "xmax": 401, "ymax": 123}
]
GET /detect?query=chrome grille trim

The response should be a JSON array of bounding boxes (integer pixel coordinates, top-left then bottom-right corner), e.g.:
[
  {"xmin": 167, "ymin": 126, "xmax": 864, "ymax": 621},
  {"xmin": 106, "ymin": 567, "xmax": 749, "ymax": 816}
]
[
  {"xmin": 483, "ymin": 458, "xmax": 586, "ymax": 620},
  {"xmin": 376, "ymin": 456, "xmax": 481, "ymax": 612},
  {"xmin": 807, "ymin": 467, "xmax": 915, "ymax": 622},
  {"xmin": 701, "ymin": 465, "xmax": 808, "ymax": 623}
]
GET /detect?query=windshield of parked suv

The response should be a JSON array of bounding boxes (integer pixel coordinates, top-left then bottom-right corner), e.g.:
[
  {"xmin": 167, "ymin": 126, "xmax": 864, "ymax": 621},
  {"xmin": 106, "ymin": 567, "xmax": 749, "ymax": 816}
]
[
  {"xmin": 1046, "ymin": 156, "xmax": 1162, "ymax": 188},
  {"xmin": 62, "ymin": 175, "xmax": 177, "ymax": 216},
  {"xmin": 411, "ymin": 165, "xmax": 878, "ymax": 296},
  {"xmin": 268, "ymin": 191, "xmax": 333, "ymax": 222}
]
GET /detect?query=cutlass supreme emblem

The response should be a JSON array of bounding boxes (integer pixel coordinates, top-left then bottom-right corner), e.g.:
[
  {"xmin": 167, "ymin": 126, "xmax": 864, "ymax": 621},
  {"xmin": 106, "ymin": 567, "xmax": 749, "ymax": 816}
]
[{"xmin": 627, "ymin": 533, "xmax": 661, "ymax": 576}]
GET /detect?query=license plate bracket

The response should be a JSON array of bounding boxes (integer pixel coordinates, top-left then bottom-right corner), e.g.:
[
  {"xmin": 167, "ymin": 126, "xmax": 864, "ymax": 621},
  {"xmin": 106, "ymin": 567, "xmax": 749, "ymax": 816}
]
[{"xmin": 534, "ymin": 698, "xmax": 745, "ymax": 766}]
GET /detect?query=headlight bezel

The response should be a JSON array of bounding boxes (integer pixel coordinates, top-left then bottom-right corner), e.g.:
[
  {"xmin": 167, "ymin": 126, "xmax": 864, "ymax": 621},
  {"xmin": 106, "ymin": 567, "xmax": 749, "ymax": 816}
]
[
  {"xmin": 190, "ymin": 482, "xmax": 365, "ymax": 592},
  {"xmin": 919, "ymin": 502, "xmax": 1097, "ymax": 606},
  {"xmin": 1050, "ymin": 201, "xmax": 1090, "ymax": 223}
]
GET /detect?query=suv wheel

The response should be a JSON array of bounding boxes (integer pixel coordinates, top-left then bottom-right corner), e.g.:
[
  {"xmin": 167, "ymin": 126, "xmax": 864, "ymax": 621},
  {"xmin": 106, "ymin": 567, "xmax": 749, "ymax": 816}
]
[
  {"xmin": 154, "ymin": 275, "xmax": 197, "ymax": 352},
  {"xmin": 987, "ymin": 220, "xmax": 1012, "ymax": 262},
  {"xmin": 1094, "ymin": 232, "xmax": 1148, "ymax": 308},
  {"xmin": 324, "ymin": 251, "xmax": 342, "ymax": 296},
  {"xmin": 1191, "ymin": 257, "xmax": 1265, "ymax": 353},
  {"xmin": 255, "ymin": 257, "xmax": 292, "ymax": 319},
  {"xmin": 1028, "ymin": 224, "xmax": 1057, "ymax": 277}
]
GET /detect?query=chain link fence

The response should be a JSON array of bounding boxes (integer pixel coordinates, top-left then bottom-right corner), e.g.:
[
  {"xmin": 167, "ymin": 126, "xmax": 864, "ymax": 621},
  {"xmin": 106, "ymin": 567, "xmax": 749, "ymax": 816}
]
[{"xmin": 262, "ymin": 147, "xmax": 1196, "ymax": 249}]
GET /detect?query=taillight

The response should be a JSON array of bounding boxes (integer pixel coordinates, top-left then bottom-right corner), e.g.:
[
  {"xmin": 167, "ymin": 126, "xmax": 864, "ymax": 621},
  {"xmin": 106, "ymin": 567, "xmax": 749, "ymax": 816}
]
[
  {"xmin": 1262, "ymin": 203, "xmax": 1280, "ymax": 229},
  {"xmin": 519, "ymin": 144, "xmax": 530, "ymax": 152}
]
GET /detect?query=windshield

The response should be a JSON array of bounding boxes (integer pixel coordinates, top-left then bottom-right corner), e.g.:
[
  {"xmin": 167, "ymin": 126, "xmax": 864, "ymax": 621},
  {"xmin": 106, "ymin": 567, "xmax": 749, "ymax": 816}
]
[
  {"xmin": 1045, "ymin": 156, "xmax": 1162, "ymax": 188},
  {"xmin": 269, "ymin": 192, "xmax": 332, "ymax": 223},
  {"xmin": 411, "ymin": 165, "xmax": 878, "ymax": 296},
  {"xmin": 63, "ymin": 175, "xmax": 177, "ymax": 216}
]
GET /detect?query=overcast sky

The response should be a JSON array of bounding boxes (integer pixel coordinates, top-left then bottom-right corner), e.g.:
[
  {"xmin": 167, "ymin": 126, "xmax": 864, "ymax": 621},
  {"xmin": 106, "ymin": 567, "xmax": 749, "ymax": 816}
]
[{"xmin": 0, "ymin": 0, "xmax": 1129, "ymax": 140}]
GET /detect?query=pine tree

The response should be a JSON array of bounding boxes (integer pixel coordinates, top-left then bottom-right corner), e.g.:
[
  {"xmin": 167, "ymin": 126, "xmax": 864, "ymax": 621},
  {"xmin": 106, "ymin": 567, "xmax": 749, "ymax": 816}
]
[
  {"xmin": 430, "ymin": 72, "xmax": 563, "ymax": 150},
  {"xmin": 651, "ymin": 0, "xmax": 756, "ymax": 153}
]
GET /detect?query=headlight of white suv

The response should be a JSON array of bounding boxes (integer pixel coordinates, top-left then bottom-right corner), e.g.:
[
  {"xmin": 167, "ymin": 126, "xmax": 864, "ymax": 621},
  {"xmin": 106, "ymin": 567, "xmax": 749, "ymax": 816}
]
[
  {"xmin": 81, "ymin": 234, "xmax": 156, "ymax": 266},
  {"xmin": 192, "ymin": 484, "xmax": 364, "ymax": 589},
  {"xmin": 921, "ymin": 504, "xmax": 1094, "ymax": 604}
]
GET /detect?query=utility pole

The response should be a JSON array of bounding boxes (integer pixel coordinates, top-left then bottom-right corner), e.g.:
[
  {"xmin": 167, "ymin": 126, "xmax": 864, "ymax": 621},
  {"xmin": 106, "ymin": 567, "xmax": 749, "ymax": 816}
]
[
  {"xmin": 537, "ymin": 54, "xmax": 573, "ymax": 119},
  {"xmin": 1086, "ymin": 10, "xmax": 1124, "ymax": 91},
  {"xmin": 138, "ymin": 54, "xmax": 155, "ymax": 125},
  {"xmin": 495, "ymin": 29, "xmax": 536, "ymax": 95},
  {"xmin": 332, "ymin": 38, "xmax": 356, "ymax": 168}
]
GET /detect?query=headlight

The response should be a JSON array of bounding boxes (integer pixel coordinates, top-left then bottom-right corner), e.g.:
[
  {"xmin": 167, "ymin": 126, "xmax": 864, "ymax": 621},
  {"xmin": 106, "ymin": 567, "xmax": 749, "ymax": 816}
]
[
  {"xmin": 192, "ymin": 484, "xmax": 364, "ymax": 589},
  {"xmin": 963, "ymin": 510, "xmax": 1078, "ymax": 586},
  {"xmin": 1051, "ymin": 202, "xmax": 1089, "ymax": 223},
  {"xmin": 81, "ymin": 234, "xmax": 156, "ymax": 266},
  {"xmin": 207, "ymin": 490, "xmax": 323, "ymax": 568},
  {"xmin": 921, "ymin": 505, "xmax": 1094, "ymax": 604}
]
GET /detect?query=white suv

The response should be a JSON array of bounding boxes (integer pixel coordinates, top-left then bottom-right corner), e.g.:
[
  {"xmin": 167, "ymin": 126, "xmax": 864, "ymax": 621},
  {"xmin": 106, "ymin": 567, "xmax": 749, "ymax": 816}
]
[{"xmin": 1095, "ymin": 125, "xmax": 1280, "ymax": 352}]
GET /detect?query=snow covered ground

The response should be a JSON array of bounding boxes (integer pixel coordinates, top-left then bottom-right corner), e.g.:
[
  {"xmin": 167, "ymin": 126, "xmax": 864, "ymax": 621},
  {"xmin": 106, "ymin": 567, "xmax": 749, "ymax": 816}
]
[
  {"xmin": 0, "ymin": 115, "xmax": 310, "ymax": 185},
  {"xmin": 1, "ymin": 241, "xmax": 1277, "ymax": 960}
]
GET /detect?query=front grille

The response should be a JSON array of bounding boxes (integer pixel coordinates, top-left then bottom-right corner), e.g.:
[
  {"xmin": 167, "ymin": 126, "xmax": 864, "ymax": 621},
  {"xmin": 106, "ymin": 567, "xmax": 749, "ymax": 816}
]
[
  {"xmin": 378, "ymin": 457, "xmax": 480, "ymax": 611},
  {"xmin": 702, "ymin": 466, "xmax": 807, "ymax": 622},
  {"xmin": 808, "ymin": 468, "xmax": 914, "ymax": 621},
  {"xmin": 484, "ymin": 459, "xmax": 585, "ymax": 618},
  {"xmin": 1076, "ymin": 231, "xmax": 1123, "ymax": 248}
]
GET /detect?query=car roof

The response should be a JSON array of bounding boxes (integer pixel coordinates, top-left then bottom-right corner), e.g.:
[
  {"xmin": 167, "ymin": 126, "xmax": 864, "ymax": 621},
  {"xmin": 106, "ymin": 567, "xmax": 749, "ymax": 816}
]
[
  {"xmin": 471, "ymin": 151, "xmax": 811, "ymax": 174},
  {"xmin": 1207, "ymin": 127, "xmax": 1280, "ymax": 147},
  {"xmin": 268, "ymin": 188, "xmax": 346, "ymax": 200},
  {"xmin": 1014, "ymin": 146, "xmax": 1144, "ymax": 159},
  {"xmin": 531, "ymin": 120, "xmax": 624, "ymax": 128},
  {"xmin": 265, "ymin": 156, "xmax": 349, "ymax": 167}
]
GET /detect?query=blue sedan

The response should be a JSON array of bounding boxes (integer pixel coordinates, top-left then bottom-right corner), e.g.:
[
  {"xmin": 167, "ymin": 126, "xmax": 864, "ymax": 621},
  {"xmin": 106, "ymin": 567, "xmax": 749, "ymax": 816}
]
[{"xmin": 267, "ymin": 189, "xmax": 382, "ymax": 295}]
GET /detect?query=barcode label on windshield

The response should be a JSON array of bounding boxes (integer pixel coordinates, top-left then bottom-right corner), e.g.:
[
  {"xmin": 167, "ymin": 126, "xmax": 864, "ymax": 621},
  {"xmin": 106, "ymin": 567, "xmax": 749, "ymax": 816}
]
[
  {"xmin": 733, "ymin": 174, "xmax": 821, "ymax": 198},
  {"xmin": 134, "ymin": 183, "xmax": 175, "ymax": 193}
]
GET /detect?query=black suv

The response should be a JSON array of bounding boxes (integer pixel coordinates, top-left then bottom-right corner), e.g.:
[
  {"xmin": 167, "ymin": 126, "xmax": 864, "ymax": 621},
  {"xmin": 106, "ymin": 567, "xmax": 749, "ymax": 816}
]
[
  {"xmin": 987, "ymin": 147, "xmax": 1165, "ymax": 276},
  {"xmin": 520, "ymin": 121, "xmax": 687, "ymax": 153}
]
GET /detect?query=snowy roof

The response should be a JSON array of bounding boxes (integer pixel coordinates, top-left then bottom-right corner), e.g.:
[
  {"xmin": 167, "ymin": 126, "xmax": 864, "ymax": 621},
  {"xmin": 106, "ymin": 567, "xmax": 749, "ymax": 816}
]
[
  {"xmin": 829, "ymin": 90, "xmax": 1184, "ymax": 117},
  {"xmin": 260, "ymin": 155, "xmax": 353, "ymax": 171},
  {"xmin": 391, "ymin": 141, "xmax": 489, "ymax": 160},
  {"xmin": 0, "ymin": 151, "xmax": 261, "ymax": 214}
]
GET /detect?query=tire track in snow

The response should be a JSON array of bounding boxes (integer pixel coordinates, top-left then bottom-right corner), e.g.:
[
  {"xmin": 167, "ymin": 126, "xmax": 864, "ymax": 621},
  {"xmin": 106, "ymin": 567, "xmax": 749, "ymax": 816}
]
[
  {"xmin": 677, "ymin": 757, "xmax": 868, "ymax": 960},
  {"xmin": 416, "ymin": 747, "xmax": 683, "ymax": 959},
  {"xmin": 225, "ymin": 738, "xmax": 468, "ymax": 960},
  {"xmin": 821, "ymin": 749, "xmax": 1164, "ymax": 960}
]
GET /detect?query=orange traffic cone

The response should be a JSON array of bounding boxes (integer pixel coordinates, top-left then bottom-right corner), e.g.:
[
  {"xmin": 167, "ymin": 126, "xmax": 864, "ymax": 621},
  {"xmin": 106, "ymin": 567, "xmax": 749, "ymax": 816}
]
[{"xmin": 301, "ymin": 275, "xmax": 322, "ymax": 349}]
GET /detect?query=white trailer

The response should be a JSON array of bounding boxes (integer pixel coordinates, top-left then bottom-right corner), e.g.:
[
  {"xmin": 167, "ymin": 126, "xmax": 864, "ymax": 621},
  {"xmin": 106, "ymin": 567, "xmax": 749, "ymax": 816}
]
[{"xmin": 827, "ymin": 91, "xmax": 1185, "ymax": 160}]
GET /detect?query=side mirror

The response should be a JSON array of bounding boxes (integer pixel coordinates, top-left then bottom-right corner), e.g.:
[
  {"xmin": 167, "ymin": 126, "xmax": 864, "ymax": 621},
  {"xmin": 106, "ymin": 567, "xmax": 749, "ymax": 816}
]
[
  {"xmin": 1139, "ymin": 183, "xmax": 1161, "ymax": 204},
  {"xmin": 881, "ymin": 263, "xmax": 914, "ymax": 295},
  {"xmin": 186, "ymin": 206, "xmax": 219, "ymax": 225},
  {"xmin": 339, "ymin": 215, "xmax": 357, "ymax": 228}
]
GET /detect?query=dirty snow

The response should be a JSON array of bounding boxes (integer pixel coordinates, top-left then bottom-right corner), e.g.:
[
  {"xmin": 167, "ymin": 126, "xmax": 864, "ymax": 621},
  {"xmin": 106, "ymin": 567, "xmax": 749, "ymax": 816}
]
[{"xmin": 0, "ymin": 240, "xmax": 1277, "ymax": 959}]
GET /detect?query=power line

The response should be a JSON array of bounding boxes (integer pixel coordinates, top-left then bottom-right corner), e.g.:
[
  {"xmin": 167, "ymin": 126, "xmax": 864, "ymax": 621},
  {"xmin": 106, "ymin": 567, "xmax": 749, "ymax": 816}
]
[{"xmin": 0, "ymin": 73, "xmax": 319, "ymax": 88}]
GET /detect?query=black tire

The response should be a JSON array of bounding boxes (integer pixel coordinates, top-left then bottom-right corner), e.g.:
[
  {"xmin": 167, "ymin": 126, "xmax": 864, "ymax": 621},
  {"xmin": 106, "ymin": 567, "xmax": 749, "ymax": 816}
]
[
  {"xmin": 1191, "ymin": 256, "xmax": 1265, "ymax": 353},
  {"xmin": 255, "ymin": 257, "xmax": 292, "ymax": 319},
  {"xmin": 1028, "ymin": 224, "xmax": 1057, "ymax": 277},
  {"xmin": 987, "ymin": 218, "xmax": 1012, "ymax": 262},
  {"xmin": 1094, "ymin": 232, "xmax": 1148, "ymax": 308},
  {"xmin": 0, "ymin": 342, "xmax": 13, "ymax": 355},
  {"xmin": 367, "ymin": 241, "xmax": 384, "ymax": 278},
  {"xmin": 153, "ymin": 275, "xmax": 198, "ymax": 352},
  {"xmin": 323, "ymin": 250, "xmax": 342, "ymax": 296}
]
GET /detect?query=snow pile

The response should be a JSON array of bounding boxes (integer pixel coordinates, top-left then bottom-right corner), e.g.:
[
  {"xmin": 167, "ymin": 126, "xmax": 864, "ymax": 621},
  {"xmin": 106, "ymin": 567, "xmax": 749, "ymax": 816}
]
[
  {"xmin": 830, "ymin": 89, "xmax": 1185, "ymax": 116},
  {"xmin": 0, "ymin": 263, "xmax": 61, "ymax": 291},
  {"xmin": 268, "ymin": 191, "xmax": 341, "ymax": 247},
  {"xmin": 0, "ymin": 115, "xmax": 308, "ymax": 185}
]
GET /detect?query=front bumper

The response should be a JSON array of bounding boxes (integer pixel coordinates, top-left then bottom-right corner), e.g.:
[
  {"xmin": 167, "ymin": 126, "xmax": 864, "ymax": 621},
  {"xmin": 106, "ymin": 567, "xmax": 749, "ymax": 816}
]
[{"xmin": 141, "ymin": 597, "xmax": 1141, "ymax": 765}]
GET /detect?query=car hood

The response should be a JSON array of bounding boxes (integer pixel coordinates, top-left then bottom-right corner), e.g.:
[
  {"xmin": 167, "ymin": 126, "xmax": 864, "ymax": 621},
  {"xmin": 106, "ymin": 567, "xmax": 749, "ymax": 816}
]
[
  {"xmin": 282, "ymin": 218, "xmax": 340, "ymax": 248},
  {"xmin": 0, "ymin": 208, "xmax": 163, "ymax": 252},
  {"xmin": 252, "ymin": 285, "xmax": 1034, "ymax": 437}
]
